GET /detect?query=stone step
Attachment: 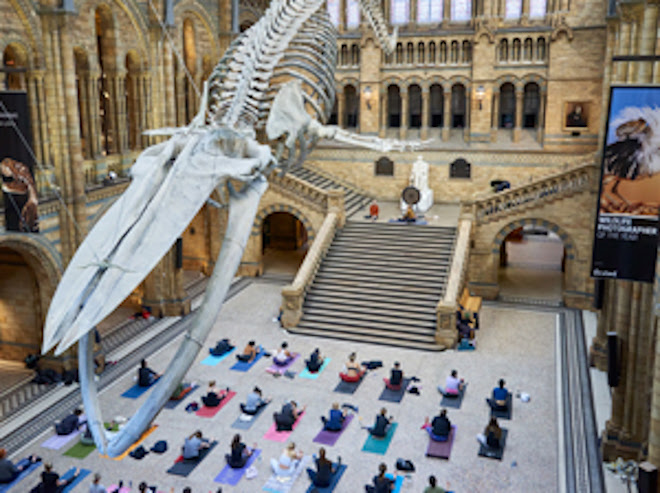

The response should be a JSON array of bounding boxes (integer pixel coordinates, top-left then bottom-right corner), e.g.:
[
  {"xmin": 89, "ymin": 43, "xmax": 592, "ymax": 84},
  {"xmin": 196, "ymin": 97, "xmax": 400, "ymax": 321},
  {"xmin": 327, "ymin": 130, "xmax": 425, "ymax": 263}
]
[
  {"xmin": 321, "ymin": 256, "xmax": 451, "ymax": 271},
  {"xmin": 313, "ymin": 272, "xmax": 445, "ymax": 290},
  {"xmin": 332, "ymin": 238, "xmax": 455, "ymax": 251},
  {"xmin": 318, "ymin": 265, "xmax": 448, "ymax": 284},
  {"xmin": 309, "ymin": 279, "xmax": 443, "ymax": 296},
  {"xmin": 319, "ymin": 262, "xmax": 449, "ymax": 277},
  {"xmin": 325, "ymin": 251, "xmax": 452, "ymax": 266},
  {"xmin": 303, "ymin": 302, "xmax": 436, "ymax": 324},
  {"xmin": 298, "ymin": 314, "xmax": 436, "ymax": 339},
  {"xmin": 306, "ymin": 289, "xmax": 438, "ymax": 308},
  {"xmin": 326, "ymin": 247, "xmax": 453, "ymax": 261},
  {"xmin": 343, "ymin": 222, "xmax": 456, "ymax": 234},
  {"xmin": 293, "ymin": 320, "xmax": 439, "ymax": 346}
]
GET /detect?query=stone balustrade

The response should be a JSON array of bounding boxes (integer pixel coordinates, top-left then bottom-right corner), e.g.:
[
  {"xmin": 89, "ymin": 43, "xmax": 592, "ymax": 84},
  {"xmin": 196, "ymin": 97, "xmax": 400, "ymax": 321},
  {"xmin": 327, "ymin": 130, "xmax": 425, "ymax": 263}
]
[
  {"xmin": 270, "ymin": 172, "xmax": 332, "ymax": 213},
  {"xmin": 471, "ymin": 161, "xmax": 598, "ymax": 224}
]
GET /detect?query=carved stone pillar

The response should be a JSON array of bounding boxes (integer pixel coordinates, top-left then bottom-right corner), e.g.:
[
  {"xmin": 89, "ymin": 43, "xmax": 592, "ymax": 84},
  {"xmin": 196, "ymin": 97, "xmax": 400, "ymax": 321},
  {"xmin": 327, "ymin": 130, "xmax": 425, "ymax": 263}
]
[
  {"xmin": 379, "ymin": 90, "xmax": 387, "ymax": 137},
  {"xmin": 175, "ymin": 74, "xmax": 186, "ymax": 127},
  {"xmin": 27, "ymin": 72, "xmax": 45, "ymax": 165},
  {"xmin": 340, "ymin": 0, "xmax": 347, "ymax": 32},
  {"xmin": 421, "ymin": 87, "xmax": 429, "ymax": 140},
  {"xmin": 615, "ymin": 22, "xmax": 631, "ymax": 83},
  {"xmin": 512, "ymin": 87, "xmax": 523, "ymax": 142},
  {"xmin": 76, "ymin": 71, "xmax": 92, "ymax": 160},
  {"xmin": 399, "ymin": 86, "xmax": 408, "ymax": 140},
  {"xmin": 490, "ymin": 89, "xmax": 499, "ymax": 142},
  {"xmin": 410, "ymin": 0, "xmax": 417, "ymax": 25},
  {"xmin": 442, "ymin": 86, "xmax": 451, "ymax": 141},
  {"xmin": 536, "ymin": 88, "xmax": 546, "ymax": 143},
  {"xmin": 443, "ymin": 0, "xmax": 451, "ymax": 22},
  {"xmin": 142, "ymin": 244, "xmax": 191, "ymax": 317},
  {"xmin": 337, "ymin": 89, "xmax": 346, "ymax": 128},
  {"xmin": 463, "ymin": 91, "xmax": 470, "ymax": 141},
  {"xmin": 638, "ymin": 4, "xmax": 658, "ymax": 83},
  {"xmin": 163, "ymin": 41, "xmax": 176, "ymax": 127},
  {"xmin": 87, "ymin": 70, "xmax": 102, "ymax": 159}
]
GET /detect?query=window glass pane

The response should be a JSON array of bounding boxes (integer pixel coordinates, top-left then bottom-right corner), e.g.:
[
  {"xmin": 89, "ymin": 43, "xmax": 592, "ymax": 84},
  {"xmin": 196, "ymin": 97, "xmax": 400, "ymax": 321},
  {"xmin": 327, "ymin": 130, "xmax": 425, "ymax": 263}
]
[
  {"xmin": 418, "ymin": 0, "xmax": 442, "ymax": 22},
  {"xmin": 347, "ymin": 0, "xmax": 361, "ymax": 28},
  {"xmin": 529, "ymin": 0, "xmax": 546, "ymax": 18},
  {"xmin": 327, "ymin": 0, "xmax": 340, "ymax": 26},
  {"xmin": 391, "ymin": 0, "xmax": 410, "ymax": 24},
  {"xmin": 451, "ymin": 0, "xmax": 471, "ymax": 21},
  {"xmin": 505, "ymin": 0, "xmax": 522, "ymax": 19}
]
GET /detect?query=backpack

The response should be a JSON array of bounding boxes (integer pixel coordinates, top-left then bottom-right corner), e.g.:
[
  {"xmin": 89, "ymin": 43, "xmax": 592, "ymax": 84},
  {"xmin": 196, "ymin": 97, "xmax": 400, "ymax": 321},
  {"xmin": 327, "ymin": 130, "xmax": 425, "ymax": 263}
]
[
  {"xmin": 151, "ymin": 440, "xmax": 167, "ymax": 454},
  {"xmin": 395, "ymin": 458, "xmax": 415, "ymax": 471},
  {"xmin": 130, "ymin": 445, "xmax": 148, "ymax": 459},
  {"xmin": 185, "ymin": 402, "xmax": 199, "ymax": 413}
]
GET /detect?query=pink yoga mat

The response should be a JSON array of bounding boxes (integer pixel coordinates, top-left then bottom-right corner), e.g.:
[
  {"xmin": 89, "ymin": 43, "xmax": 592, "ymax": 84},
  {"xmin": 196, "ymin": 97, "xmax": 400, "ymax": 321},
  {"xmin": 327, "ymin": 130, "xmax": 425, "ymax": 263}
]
[
  {"xmin": 265, "ymin": 353, "xmax": 300, "ymax": 374},
  {"xmin": 426, "ymin": 425, "xmax": 456, "ymax": 459},
  {"xmin": 195, "ymin": 391, "xmax": 236, "ymax": 418},
  {"xmin": 263, "ymin": 412, "xmax": 305, "ymax": 442},
  {"xmin": 313, "ymin": 414, "xmax": 354, "ymax": 447},
  {"xmin": 41, "ymin": 430, "xmax": 80, "ymax": 450}
]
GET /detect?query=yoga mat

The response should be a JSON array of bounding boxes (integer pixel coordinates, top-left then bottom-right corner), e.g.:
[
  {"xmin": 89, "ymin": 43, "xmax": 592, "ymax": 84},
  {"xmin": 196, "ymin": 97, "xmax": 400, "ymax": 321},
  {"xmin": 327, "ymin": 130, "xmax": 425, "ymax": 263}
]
[
  {"xmin": 333, "ymin": 377, "xmax": 364, "ymax": 394},
  {"xmin": 263, "ymin": 412, "xmax": 305, "ymax": 442},
  {"xmin": 201, "ymin": 347, "xmax": 236, "ymax": 366},
  {"xmin": 313, "ymin": 414, "xmax": 354, "ymax": 446},
  {"xmin": 164, "ymin": 384, "xmax": 199, "ymax": 409},
  {"xmin": 490, "ymin": 394, "xmax": 513, "ymax": 420},
  {"xmin": 388, "ymin": 219, "xmax": 428, "ymax": 225},
  {"xmin": 167, "ymin": 441, "xmax": 218, "ymax": 477},
  {"xmin": 266, "ymin": 354, "xmax": 300, "ymax": 374},
  {"xmin": 61, "ymin": 467, "xmax": 91, "ymax": 493},
  {"xmin": 120, "ymin": 376, "xmax": 160, "ymax": 399},
  {"xmin": 103, "ymin": 424, "xmax": 158, "ymax": 461},
  {"xmin": 299, "ymin": 358, "xmax": 330, "ymax": 379},
  {"xmin": 63, "ymin": 441, "xmax": 96, "ymax": 459},
  {"xmin": 231, "ymin": 351, "xmax": 265, "ymax": 372},
  {"xmin": 108, "ymin": 487, "xmax": 131, "ymax": 493},
  {"xmin": 478, "ymin": 429, "xmax": 508, "ymax": 460},
  {"xmin": 426, "ymin": 425, "xmax": 456, "ymax": 459},
  {"xmin": 41, "ymin": 429, "xmax": 80, "ymax": 449},
  {"xmin": 361, "ymin": 423, "xmax": 398, "ymax": 455},
  {"xmin": 214, "ymin": 449, "xmax": 261, "ymax": 486},
  {"xmin": 440, "ymin": 387, "xmax": 466, "ymax": 409},
  {"xmin": 305, "ymin": 463, "xmax": 346, "ymax": 493},
  {"xmin": 195, "ymin": 391, "xmax": 236, "ymax": 417},
  {"xmin": 232, "ymin": 403, "xmax": 270, "ymax": 430},
  {"xmin": 378, "ymin": 378, "xmax": 411, "ymax": 403},
  {"xmin": 0, "ymin": 459, "xmax": 40, "ymax": 493},
  {"xmin": 263, "ymin": 456, "xmax": 310, "ymax": 493},
  {"xmin": 387, "ymin": 474, "xmax": 405, "ymax": 493}
]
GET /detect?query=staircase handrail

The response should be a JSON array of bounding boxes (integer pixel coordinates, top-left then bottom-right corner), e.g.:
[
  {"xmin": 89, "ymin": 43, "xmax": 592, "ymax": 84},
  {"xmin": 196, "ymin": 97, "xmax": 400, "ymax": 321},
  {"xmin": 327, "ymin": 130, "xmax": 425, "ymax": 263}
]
[
  {"xmin": 434, "ymin": 218, "xmax": 472, "ymax": 348},
  {"xmin": 280, "ymin": 212, "xmax": 339, "ymax": 328},
  {"xmin": 270, "ymin": 172, "xmax": 335, "ymax": 213},
  {"xmin": 303, "ymin": 162, "xmax": 374, "ymax": 199},
  {"xmin": 469, "ymin": 161, "xmax": 599, "ymax": 224}
]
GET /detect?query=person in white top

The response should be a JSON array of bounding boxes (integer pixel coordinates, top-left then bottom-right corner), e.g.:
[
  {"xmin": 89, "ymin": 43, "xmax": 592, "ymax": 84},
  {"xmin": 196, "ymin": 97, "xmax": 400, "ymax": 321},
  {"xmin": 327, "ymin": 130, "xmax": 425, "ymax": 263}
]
[{"xmin": 438, "ymin": 369, "xmax": 465, "ymax": 396}]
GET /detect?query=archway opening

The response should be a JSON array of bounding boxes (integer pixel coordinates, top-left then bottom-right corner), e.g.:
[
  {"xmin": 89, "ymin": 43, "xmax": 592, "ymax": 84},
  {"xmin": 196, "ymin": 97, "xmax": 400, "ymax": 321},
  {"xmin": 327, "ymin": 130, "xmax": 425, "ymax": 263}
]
[
  {"xmin": 408, "ymin": 84, "xmax": 422, "ymax": 128},
  {"xmin": 498, "ymin": 225, "xmax": 565, "ymax": 303},
  {"xmin": 451, "ymin": 83, "xmax": 465, "ymax": 128},
  {"xmin": 262, "ymin": 212, "xmax": 309, "ymax": 276},
  {"xmin": 387, "ymin": 85, "xmax": 401, "ymax": 129},
  {"xmin": 499, "ymin": 82, "xmax": 515, "ymax": 129},
  {"xmin": 95, "ymin": 5, "xmax": 117, "ymax": 155},
  {"xmin": 429, "ymin": 84, "xmax": 443, "ymax": 128},
  {"xmin": 523, "ymin": 82, "xmax": 540, "ymax": 129},
  {"xmin": 344, "ymin": 84, "xmax": 359, "ymax": 128},
  {"xmin": 2, "ymin": 44, "xmax": 28, "ymax": 90}
]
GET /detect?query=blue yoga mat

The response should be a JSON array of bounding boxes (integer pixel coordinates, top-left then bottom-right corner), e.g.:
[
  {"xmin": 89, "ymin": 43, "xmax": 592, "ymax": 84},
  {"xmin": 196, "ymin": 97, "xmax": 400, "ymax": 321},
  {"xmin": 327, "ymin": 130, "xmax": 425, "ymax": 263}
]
[
  {"xmin": 62, "ymin": 468, "xmax": 91, "ymax": 492},
  {"xmin": 361, "ymin": 423, "xmax": 398, "ymax": 455},
  {"xmin": 305, "ymin": 463, "xmax": 346, "ymax": 493},
  {"xmin": 230, "ymin": 351, "xmax": 265, "ymax": 372},
  {"xmin": 299, "ymin": 358, "xmax": 331, "ymax": 379},
  {"xmin": 0, "ymin": 459, "xmax": 40, "ymax": 492},
  {"xmin": 201, "ymin": 347, "xmax": 236, "ymax": 366},
  {"xmin": 121, "ymin": 377, "xmax": 159, "ymax": 399},
  {"xmin": 214, "ymin": 449, "xmax": 261, "ymax": 486},
  {"xmin": 387, "ymin": 473, "xmax": 405, "ymax": 493}
]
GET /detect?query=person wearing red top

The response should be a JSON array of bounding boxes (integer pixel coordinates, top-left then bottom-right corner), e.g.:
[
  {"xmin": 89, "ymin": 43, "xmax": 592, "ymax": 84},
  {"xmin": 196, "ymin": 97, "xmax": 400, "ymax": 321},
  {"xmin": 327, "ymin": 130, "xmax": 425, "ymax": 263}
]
[{"xmin": 366, "ymin": 201, "xmax": 379, "ymax": 220}]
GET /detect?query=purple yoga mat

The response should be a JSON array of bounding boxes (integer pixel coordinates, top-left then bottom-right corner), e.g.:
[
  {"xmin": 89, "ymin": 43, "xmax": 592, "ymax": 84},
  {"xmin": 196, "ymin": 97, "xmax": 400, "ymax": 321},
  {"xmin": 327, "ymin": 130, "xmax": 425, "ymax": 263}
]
[
  {"xmin": 41, "ymin": 430, "xmax": 80, "ymax": 450},
  {"xmin": 266, "ymin": 353, "xmax": 300, "ymax": 373},
  {"xmin": 214, "ymin": 449, "xmax": 261, "ymax": 486},
  {"xmin": 426, "ymin": 425, "xmax": 456, "ymax": 459},
  {"xmin": 313, "ymin": 414, "xmax": 354, "ymax": 446}
]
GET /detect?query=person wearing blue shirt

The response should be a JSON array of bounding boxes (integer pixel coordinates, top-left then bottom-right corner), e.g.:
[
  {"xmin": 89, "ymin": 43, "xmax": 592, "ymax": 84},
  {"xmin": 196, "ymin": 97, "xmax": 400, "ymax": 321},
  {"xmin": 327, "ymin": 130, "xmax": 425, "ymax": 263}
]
[
  {"xmin": 487, "ymin": 379, "xmax": 509, "ymax": 410},
  {"xmin": 182, "ymin": 431, "xmax": 211, "ymax": 460},
  {"xmin": 241, "ymin": 386, "xmax": 271, "ymax": 415},
  {"xmin": 321, "ymin": 403, "xmax": 346, "ymax": 431}
]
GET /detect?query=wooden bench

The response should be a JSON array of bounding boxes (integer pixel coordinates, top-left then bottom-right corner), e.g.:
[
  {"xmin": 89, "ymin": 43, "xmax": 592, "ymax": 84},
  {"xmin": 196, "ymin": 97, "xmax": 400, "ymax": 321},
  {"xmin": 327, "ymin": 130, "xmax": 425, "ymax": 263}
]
[{"xmin": 458, "ymin": 287, "xmax": 482, "ymax": 329}]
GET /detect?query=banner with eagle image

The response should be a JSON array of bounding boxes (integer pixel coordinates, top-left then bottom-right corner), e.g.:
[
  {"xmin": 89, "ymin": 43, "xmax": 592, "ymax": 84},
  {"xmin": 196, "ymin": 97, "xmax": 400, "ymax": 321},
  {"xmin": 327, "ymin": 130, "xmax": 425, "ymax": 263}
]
[
  {"xmin": 592, "ymin": 86, "xmax": 660, "ymax": 283},
  {"xmin": 0, "ymin": 91, "xmax": 39, "ymax": 233}
]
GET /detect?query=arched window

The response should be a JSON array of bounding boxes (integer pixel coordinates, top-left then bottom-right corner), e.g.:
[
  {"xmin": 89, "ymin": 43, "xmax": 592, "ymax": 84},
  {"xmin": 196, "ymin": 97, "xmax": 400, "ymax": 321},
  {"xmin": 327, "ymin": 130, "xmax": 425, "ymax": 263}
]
[
  {"xmin": 499, "ymin": 82, "xmax": 515, "ymax": 128},
  {"xmin": 530, "ymin": 0, "xmax": 547, "ymax": 18},
  {"xmin": 523, "ymin": 82, "xmax": 540, "ymax": 128},
  {"xmin": 450, "ymin": 41, "xmax": 459, "ymax": 63},
  {"xmin": 388, "ymin": 85, "xmax": 402, "ymax": 127},
  {"xmin": 407, "ymin": 43, "xmax": 414, "ymax": 64},
  {"xmin": 396, "ymin": 43, "xmax": 404, "ymax": 64},
  {"xmin": 409, "ymin": 84, "xmax": 422, "ymax": 128},
  {"xmin": 450, "ymin": 0, "xmax": 471, "ymax": 21},
  {"xmin": 505, "ymin": 0, "xmax": 522, "ymax": 19},
  {"xmin": 537, "ymin": 37, "xmax": 546, "ymax": 60},
  {"xmin": 351, "ymin": 44, "xmax": 360, "ymax": 65},
  {"xmin": 418, "ymin": 43, "xmax": 425, "ymax": 64},
  {"xmin": 523, "ymin": 38, "xmax": 533, "ymax": 61},
  {"xmin": 327, "ymin": 0, "xmax": 340, "ymax": 26},
  {"xmin": 344, "ymin": 85, "xmax": 359, "ymax": 127},
  {"xmin": 429, "ymin": 84, "xmax": 444, "ymax": 127},
  {"xmin": 418, "ymin": 0, "xmax": 443, "ymax": 23},
  {"xmin": 347, "ymin": 0, "xmax": 361, "ymax": 28},
  {"xmin": 451, "ymin": 84, "xmax": 466, "ymax": 127},
  {"xmin": 439, "ymin": 41, "xmax": 447, "ymax": 63},
  {"xmin": 462, "ymin": 41, "xmax": 471, "ymax": 63},
  {"xmin": 512, "ymin": 38, "xmax": 521, "ymax": 61},
  {"xmin": 341, "ymin": 45, "xmax": 348, "ymax": 65},
  {"xmin": 429, "ymin": 42, "xmax": 436, "ymax": 63},
  {"xmin": 391, "ymin": 0, "xmax": 410, "ymax": 24},
  {"xmin": 499, "ymin": 39, "xmax": 508, "ymax": 62}
]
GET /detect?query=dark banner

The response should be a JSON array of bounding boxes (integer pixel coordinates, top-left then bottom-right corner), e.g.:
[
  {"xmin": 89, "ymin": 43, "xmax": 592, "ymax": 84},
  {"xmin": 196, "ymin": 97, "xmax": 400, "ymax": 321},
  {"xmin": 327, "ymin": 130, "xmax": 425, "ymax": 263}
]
[
  {"xmin": 591, "ymin": 86, "xmax": 660, "ymax": 283},
  {"xmin": 0, "ymin": 91, "xmax": 39, "ymax": 232}
]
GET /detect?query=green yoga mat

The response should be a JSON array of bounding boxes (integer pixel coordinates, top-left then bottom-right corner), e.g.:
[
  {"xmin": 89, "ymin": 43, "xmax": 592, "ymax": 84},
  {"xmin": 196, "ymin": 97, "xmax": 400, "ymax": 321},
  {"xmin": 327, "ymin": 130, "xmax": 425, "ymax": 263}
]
[
  {"xmin": 64, "ymin": 422, "xmax": 120, "ymax": 459},
  {"xmin": 361, "ymin": 423, "xmax": 398, "ymax": 455}
]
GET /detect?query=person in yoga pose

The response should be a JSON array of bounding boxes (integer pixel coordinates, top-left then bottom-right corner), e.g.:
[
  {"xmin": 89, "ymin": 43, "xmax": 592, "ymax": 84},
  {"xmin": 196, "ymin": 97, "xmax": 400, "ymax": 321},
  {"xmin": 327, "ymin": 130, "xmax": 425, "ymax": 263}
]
[
  {"xmin": 240, "ymin": 386, "xmax": 270, "ymax": 415},
  {"xmin": 305, "ymin": 347, "xmax": 324, "ymax": 373},
  {"xmin": 424, "ymin": 475, "xmax": 448, "ymax": 493},
  {"xmin": 0, "ymin": 448, "xmax": 39, "ymax": 484},
  {"xmin": 364, "ymin": 463, "xmax": 395, "ymax": 492},
  {"xmin": 182, "ymin": 431, "xmax": 211, "ymax": 460},
  {"xmin": 210, "ymin": 338, "xmax": 234, "ymax": 356},
  {"xmin": 438, "ymin": 369, "xmax": 465, "ymax": 396},
  {"xmin": 368, "ymin": 408, "xmax": 392, "ymax": 437},
  {"xmin": 273, "ymin": 342, "xmax": 293, "ymax": 366},
  {"xmin": 486, "ymin": 379, "xmax": 509, "ymax": 410},
  {"xmin": 54, "ymin": 408, "xmax": 85, "ymax": 435},
  {"xmin": 321, "ymin": 402, "xmax": 346, "ymax": 431},
  {"xmin": 422, "ymin": 409, "xmax": 451, "ymax": 441},
  {"xmin": 225, "ymin": 434, "xmax": 255, "ymax": 468},
  {"xmin": 236, "ymin": 340, "xmax": 260, "ymax": 363},
  {"xmin": 306, "ymin": 447, "xmax": 339, "ymax": 488},
  {"xmin": 340, "ymin": 352, "xmax": 366, "ymax": 382},
  {"xmin": 137, "ymin": 359, "xmax": 159, "ymax": 387},
  {"xmin": 201, "ymin": 380, "xmax": 229, "ymax": 407},
  {"xmin": 383, "ymin": 362, "xmax": 403, "ymax": 390},
  {"xmin": 29, "ymin": 462, "xmax": 78, "ymax": 493},
  {"xmin": 274, "ymin": 400, "xmax": 305, "ymax": 431},
  {"xmin": 477, "ymin": 417, "xmax": 503, "ymax": 448},
  {"xmin": 270, "ymin": 442, "xmax": 303, "ymax": 478}
]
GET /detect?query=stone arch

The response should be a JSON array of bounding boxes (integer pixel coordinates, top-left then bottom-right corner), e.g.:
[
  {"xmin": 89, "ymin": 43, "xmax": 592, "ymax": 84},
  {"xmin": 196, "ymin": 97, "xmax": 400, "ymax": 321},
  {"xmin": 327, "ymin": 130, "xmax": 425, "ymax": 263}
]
[
  {"xmin": 5, "ymin": 0, "xmax": 43, "ymax": 66},
  {"xmin": 2, "ymin": 42, "xmax": 30, "ymax": 90},
  {"xmin": 252, "ymin": 204, "xmax": 315, "ymax": 242}
]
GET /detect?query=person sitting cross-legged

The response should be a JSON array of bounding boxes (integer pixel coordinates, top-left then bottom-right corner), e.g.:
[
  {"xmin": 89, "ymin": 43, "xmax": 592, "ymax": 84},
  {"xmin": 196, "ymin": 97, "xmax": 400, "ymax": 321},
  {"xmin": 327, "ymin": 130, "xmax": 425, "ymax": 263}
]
[
  {"xmin": 270, "ymin": 442, "xmax": 303, "ymax": 478},
  {"xmin": 321, "ymin": 402, "xmax": 346, "ymax": 432},
  {"xmin": 305, "ymin": 348, "xmax": 324, "ymax": 373},
  {"xmin": 306, "ymin": 447, "xmax": 340, "ymax": 488},
  {"xmin": 422, "ymin": 409, "xmax": 451, "ymax": 442},
  {"xmin": 383, "ymin": 362, "xmax": 403, "ymax": 390},
  {"xmin": 486, "ymin": 379, "xmax": 509, "ymax": 411},
  {"xmin": 236, "ymin": 340, "xmax": 260, "ymax": 363},
  {"xmin": 476, "ymin": 417, "xmax": 503, "ymax": 449},
  {"xmin": 240, "ymin": 386, "xmax": 270, "ymax": 415},
  {"xmin": 274, "ymin": 400, "xmax": 305, "ymax": 431},
  {"xmin": 364, "ymin": 463, "xmax": 395, "ymax": 493},
  {"xmin": 29, "ymin": 462, "xmax": 78, "ymax": 493},
  {"xmin": 438, "ymin": 370, "xmax": 465, "ymax": 397},
  {"xmin": 54, "ymin": 408, "xmax": 85, "ymax": 436},
  {"xmin": 201, "ymin": 380, "xmax": 229, "ymax": 408},
  {"xmin": 340, "ymin": 352, "xmax": 366, "ymax": 382},
  {"xmin": 225, "ymin": 434, "xmax": 255, "ymax": 469},
  {"xmin": 137, "ymin": 359, "xmax": 159, "ymax": 387},
  {"xmin": 368, "ymin": 408, "xmax": 392, "ymax": 438},
  {"xmin": 182, "ymin": 431, "xmax": 211, "ymax": 461},
  {"xmin": 273, "ymin": 342, "xmax": 293, "ymax": 367}
]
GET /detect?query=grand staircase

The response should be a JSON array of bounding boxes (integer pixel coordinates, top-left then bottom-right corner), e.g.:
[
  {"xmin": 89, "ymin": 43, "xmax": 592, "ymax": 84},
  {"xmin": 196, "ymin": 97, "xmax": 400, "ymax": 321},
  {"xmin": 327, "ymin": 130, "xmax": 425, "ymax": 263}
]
[
  {"xmin": 287, "ymin": 166, "xmax": 371, "ymax": 217},
  {"xmin": 289, "ymin": 221, "xmax": 456, "ymax": 350}
]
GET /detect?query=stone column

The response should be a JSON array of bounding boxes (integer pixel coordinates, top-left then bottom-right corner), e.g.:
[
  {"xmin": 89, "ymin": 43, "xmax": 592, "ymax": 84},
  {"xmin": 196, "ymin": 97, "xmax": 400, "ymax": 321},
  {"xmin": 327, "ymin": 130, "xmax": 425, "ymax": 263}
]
[
  {"xmin": 337, "ymin": 89, "xmax": 346, "ymax": 128},
  {"xmin": 638, "ymin": 4, "xmax": 658, "ymax": 83},
  {"xmin": 490, "ymin": 89, "xmax": 499, "ymax": 142},
  {"xmin": 410, "ymin": 0, "xmax": 417, "ymax": 25},
  {"xmin": 512, "ymin": 87, "xmax": 523, "ymax": 142},
  {"xmin": 627, "ymin": 19, "xmax": 639, "ymax": 82},
  {"xmin": 27, "ymin": 72, "xmax": 45, "ymax": 165},
  {"xmin": 380, "ymin": 90, "xmax": 387, "ymax": 137},
  {"xmin": 399, "ymin": 86, "xmax": 408, "ymax": 140},
  {"xmin": 76, "ymin": 71, "xmax": 91, "ymax": 159},
  {"xmin": 615, "ymin": 22, "xmax": 631, "ymax": 83},
  {"xmin": 521, "ymin": 0, "xmax": 530, "ymax": 22},
  {"xmin": 142, "ymin": 244, "xmax": 191, "ymax": 317},
  {"xmin": 175, "ymin": 74, "xmax": 186, "ymax": 127},
  {"xmin": 340, "ymin": 0, "xmax": 347, "ymax": 32},
  {"xmin": 442, "ymin": 86, "xmax": 451, "ymax": 141},
  {"xmin": 536, "ymin": 88, "xmax": 545, "ymax": 143},
  {"xmin": 162, "ymin": 41, "xmax": 176, "ymax": 127},
  {"xmin": 443, "ymin": 0, "xmax": 451, "ymax": 22},
  {"xmin": 421, "ymin": 87, "xmax": 429, "ymax": 140},
  {"xmin": 463, "ymin": 91, "xmax": 470, "ymax": 141}
]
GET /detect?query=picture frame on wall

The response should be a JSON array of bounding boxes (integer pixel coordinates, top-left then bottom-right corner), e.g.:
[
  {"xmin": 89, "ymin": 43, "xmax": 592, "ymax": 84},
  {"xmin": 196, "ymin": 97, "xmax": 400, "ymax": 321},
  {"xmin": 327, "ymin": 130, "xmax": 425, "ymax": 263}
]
[{"xmin": 564, "ymin": 101, "xmax": 589, "ymax": 130}]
